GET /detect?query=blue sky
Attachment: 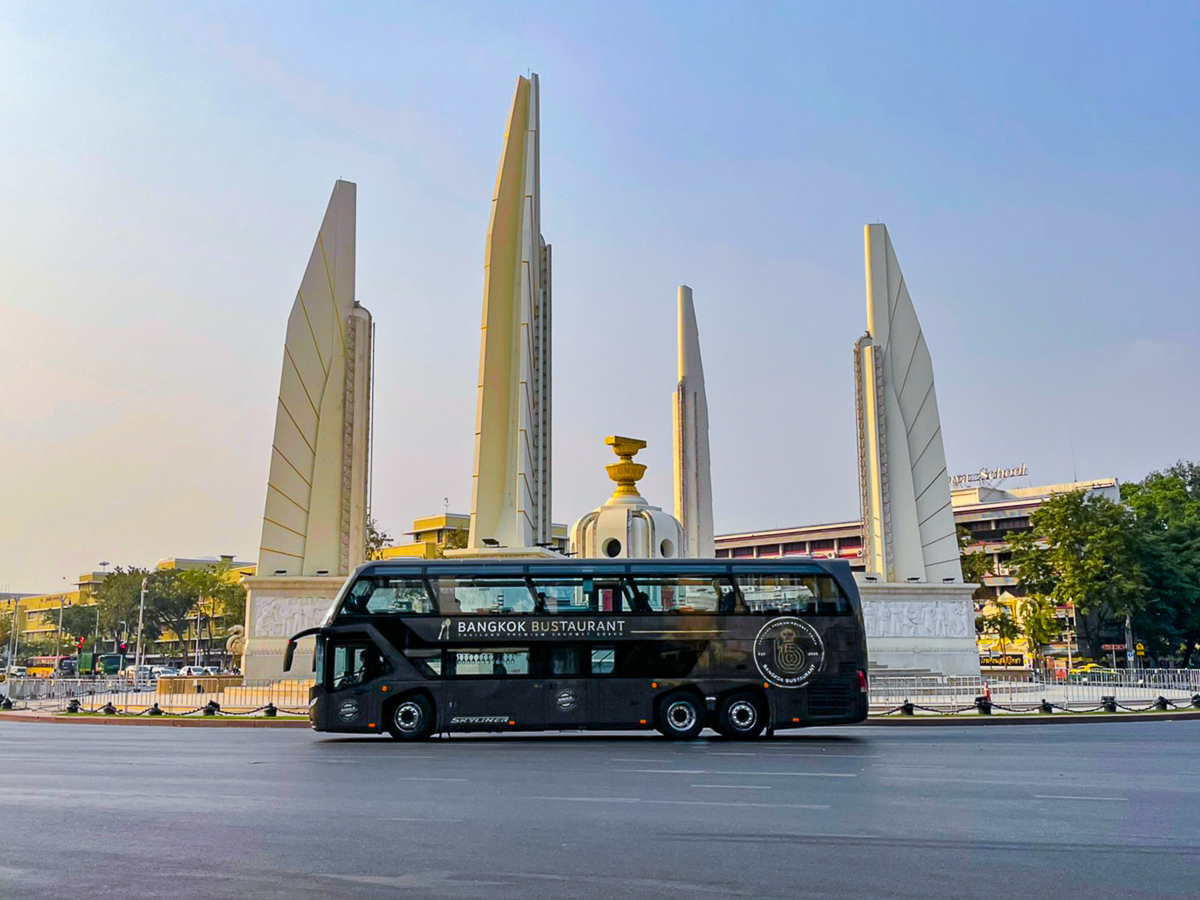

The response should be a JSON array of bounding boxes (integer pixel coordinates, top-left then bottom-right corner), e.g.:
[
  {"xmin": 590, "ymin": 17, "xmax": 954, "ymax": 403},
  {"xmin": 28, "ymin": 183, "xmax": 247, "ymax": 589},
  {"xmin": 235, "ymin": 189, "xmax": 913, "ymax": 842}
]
[{"xmin": 2, "ymin": 2, "xmax": 1198, "ymax": 590}]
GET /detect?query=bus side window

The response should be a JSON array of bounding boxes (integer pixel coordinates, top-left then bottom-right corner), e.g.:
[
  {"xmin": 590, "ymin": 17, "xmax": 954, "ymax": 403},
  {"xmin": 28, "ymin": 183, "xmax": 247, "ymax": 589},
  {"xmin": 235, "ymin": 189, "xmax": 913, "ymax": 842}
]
[{"xmin": 590, "ymin": 647, "xmax": 615, "ymax": 675}]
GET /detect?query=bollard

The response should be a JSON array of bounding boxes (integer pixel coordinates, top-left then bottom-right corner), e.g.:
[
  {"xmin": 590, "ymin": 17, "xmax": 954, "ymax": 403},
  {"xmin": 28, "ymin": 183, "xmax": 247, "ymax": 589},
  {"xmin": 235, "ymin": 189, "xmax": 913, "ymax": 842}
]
[
  {"xmin": 1192, "ymin": 694, "xmax": 1200, "ymax": 710},
  {"xmin": 202, "ymin": 700, "xmax": 221, "ymax": 717},
  {"xmin": 974, "ymin": 696, "xmax": 992, "ymax": 715},
  {"xmin": 101, "ymin": 702, "xmax": 118, "ymax": 715},
  {"xmin": 1101, "ymin": 696, "xmax": 1117, "ymax": 713},
  {"xmin": 148, "ymin": 703, "xmax": 163, "ymax": 716},
  {"xmin": 263, "ymin": 702, "xmax": 278, "ymax": 718},
  {"xmin": 66, "ymin": 698, "xmax": 81, "ymax": 714},
  {"xmin": 1154, "ymin": 696, "xmax": 1169, "ymax": 712},
  {"xmin": 0, "ymin": 697, "xmax": 12, "ymax": 710},
  {"xmin": 1039, "ymin": 699, "xmax": 1053, "ymax": 714}
]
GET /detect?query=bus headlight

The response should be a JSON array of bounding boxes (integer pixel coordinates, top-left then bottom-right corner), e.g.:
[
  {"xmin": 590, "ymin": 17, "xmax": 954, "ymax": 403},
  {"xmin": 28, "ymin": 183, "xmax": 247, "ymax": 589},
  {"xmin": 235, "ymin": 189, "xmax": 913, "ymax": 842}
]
[{"xmin": 337, "ymin": 699, "xmax": 360, "ymax": 722}]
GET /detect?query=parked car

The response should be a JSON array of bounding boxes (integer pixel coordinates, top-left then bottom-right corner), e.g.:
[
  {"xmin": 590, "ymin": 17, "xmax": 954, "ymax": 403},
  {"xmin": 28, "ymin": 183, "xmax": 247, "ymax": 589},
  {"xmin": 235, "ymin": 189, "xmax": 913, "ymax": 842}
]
[
  {"xmin": 152, "ymin": 666, "xmax": 179, "ymax": 678},
  {"xmin": 122, "ymin": 665, "xmax": 154, "ymax": 682},
  {"xmin": 202, "ymin": 666, "xmax": 221, "ymax": 676},
  {"xmin": 177, "ymin": 666, "xmax": 209, "ymax": 677},
  {"xmin": 5, "ymin": 666, "xmax": 27, "ymax": 677}
]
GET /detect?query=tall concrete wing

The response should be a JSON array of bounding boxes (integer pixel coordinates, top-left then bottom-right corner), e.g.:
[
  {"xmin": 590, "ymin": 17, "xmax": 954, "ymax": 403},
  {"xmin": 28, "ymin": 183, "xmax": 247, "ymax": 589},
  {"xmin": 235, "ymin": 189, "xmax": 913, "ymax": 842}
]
[
  {"xmin": 258, "ymin": 180, "xmax": 372, "ymax": 577},
  {"xmin": 672, "ymin": 286, "xmax": 714, "ymax": 557},
  {"xmin": 469, "ymin": 74, "xmax": 552, "ymax": 549},
  {"xmin": 855, "ymin": 224, "xmax": 961, "ymax": 583}
]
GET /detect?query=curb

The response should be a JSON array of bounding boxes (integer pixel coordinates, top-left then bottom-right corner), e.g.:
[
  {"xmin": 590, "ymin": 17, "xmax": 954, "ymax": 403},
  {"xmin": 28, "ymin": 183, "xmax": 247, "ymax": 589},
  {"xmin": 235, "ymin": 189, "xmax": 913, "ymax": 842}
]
[
  {"xmin": 0, "ymin": 711, "xmax": 310, "ymax": 728},
  {"xmin": 860, "ymin": 709, "xmax": 1200, "ymax": 726}
]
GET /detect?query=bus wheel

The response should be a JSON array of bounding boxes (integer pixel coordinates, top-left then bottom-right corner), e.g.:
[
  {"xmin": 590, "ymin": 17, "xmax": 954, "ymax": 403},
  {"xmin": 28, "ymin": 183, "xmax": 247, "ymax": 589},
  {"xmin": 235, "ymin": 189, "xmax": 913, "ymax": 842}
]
[
  {"xmin": 716, "ymin": 691, "xmax": 765, "ymax": 739},
  {"xmin": 656, "ymin": 692, "xmax": 705, "ymax": 740},
  {"xmin": 386, "ymin": 694, "xmax": 434, "ymax": 741}
]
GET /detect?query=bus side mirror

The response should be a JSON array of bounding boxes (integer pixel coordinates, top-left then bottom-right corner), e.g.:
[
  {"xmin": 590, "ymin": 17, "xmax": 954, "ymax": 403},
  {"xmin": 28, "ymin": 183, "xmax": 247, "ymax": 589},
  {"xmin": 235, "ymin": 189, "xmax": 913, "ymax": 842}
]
[{"xmin": 283, "ymin": 639, "xmax": 296, "ymax": 673}]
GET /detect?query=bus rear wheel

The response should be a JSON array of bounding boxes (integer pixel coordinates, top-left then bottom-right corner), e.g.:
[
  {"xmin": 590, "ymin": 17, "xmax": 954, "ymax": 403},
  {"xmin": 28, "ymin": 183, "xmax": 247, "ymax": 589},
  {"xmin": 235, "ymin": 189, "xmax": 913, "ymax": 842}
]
[
  {"xmin": 656, "ymin": 692, "xmax": 705, "ymax": 740},
  {"xmin": 714, "ymin": 691, "xmax": 765, "ymax": 739},
  {"xmin": 386, "ymin": 694, "xmax": 434, "ymax": 741}
]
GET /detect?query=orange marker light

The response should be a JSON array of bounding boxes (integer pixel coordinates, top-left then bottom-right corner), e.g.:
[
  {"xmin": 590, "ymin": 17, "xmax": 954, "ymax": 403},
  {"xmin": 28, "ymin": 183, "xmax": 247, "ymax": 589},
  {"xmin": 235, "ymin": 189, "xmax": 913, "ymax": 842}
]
[
  {"xmin": 763, "ymin": 682, "xmax": 770, "ymax": 689},
  {"xmin": 508, "ymin": 720, "xmax": 516, "ymax": 726},
  {"xmin": 381, "ymin": 685, "xmax": 388, "ymax": 692},
  {"xmin": 368, "ymin": 723, "xmax": 376, "ymax": 728},
  {"xmin": 792, "ymin": 717, "xmax": 800, "ymax": 723},
  {"xmin": 651, "ymin": 682, "xmax": 658, "ymax": 689},
  {"xmin": 639, "ymin": 719, "xmax": 647, "ymax": 725}
]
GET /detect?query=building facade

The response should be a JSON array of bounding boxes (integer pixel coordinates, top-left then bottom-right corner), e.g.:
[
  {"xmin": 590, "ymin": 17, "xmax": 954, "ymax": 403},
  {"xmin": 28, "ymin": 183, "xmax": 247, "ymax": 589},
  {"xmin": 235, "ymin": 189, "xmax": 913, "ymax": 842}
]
[{"xmin": 715, "ymin": 477, "xmax": 1120, "ymax": 671}]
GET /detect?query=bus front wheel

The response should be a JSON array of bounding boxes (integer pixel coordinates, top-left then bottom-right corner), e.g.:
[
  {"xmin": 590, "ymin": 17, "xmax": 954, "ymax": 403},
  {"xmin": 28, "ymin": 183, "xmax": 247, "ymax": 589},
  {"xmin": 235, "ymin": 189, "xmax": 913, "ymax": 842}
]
[
  {"xmin": 656, "ymin": 692, "xmax": 705, "ymax": 740},
  {"xmin": 386, "ymin": 694, "xmax": 434, "ymax": 741},
  {"xmin": 714, "ymin": 691, "xmax": 766, "ymax": 739}
]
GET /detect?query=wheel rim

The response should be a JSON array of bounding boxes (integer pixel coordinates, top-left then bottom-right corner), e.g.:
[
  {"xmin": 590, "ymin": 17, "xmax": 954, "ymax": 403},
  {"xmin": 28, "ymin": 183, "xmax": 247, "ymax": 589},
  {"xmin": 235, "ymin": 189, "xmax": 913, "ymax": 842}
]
[
  {"xmin": 395, "ymin": 701, "xmax": 424, "ymax": 734},
  {"xmin": 666, "ymin": 700, "xmax": 697, "ymax": 732},
  {"xmin": 727, "ymin": 699, "xmax": 758, "ymax": 732}
]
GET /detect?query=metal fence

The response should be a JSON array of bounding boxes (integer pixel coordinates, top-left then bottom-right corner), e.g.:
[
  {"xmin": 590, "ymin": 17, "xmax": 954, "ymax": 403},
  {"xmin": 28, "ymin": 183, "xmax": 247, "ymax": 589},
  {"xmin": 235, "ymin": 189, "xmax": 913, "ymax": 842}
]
[
  {"xmin": 869, "ymin": 669, "xmax": 1200, "ymax": 713},
  {"xmin": 1, "ymin": 676, "xmax": 314, "ymax": 716}
]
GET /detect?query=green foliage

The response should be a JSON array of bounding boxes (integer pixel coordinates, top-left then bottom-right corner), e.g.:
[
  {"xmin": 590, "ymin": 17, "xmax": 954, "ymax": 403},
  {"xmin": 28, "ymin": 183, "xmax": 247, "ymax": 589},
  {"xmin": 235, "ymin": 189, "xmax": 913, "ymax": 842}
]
[
  {"xmin": 979, "ymin": 605, "xmax": 1022, "ymax": 657},
  {"xmin": 59, "ymin": 605, "xmax": 101, "ymax": 649},
  {"xmin": 1123, "ymin": 463, "xmax": 1200, "ymax": 665},
  {"xmin": 366, "ymin": 517, "xmax": 394, "ymax": 560},
  {"xmin": 442, "ymin": 527, "xmax": 469, "ymax": 552},
  {"xmin": 1006, "ymin": 491, "xmax": 1145, "ymax": 660},
  {"xmin": 957, "ymin": 526, "xmax": 993, "ymax": 600},
  {"xmin": 1020, "ymin": 595, "xmax": 1060, "ymax": 666}
]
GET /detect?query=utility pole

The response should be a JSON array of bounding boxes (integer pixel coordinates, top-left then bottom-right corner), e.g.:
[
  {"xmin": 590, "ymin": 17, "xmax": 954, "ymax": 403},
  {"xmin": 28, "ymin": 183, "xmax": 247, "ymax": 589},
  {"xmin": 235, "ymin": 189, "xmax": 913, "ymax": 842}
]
[{"xmin": 135, "ymin": 578, "xmax": 147, "ymax": 669}]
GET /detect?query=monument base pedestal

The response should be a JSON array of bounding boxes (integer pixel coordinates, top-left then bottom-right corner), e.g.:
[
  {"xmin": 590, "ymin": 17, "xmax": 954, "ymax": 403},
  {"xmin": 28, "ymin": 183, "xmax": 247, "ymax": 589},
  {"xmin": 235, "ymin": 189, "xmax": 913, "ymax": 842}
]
[
  {"xmin": 855, "ymin": 576, "xmax": 981, "ymax": 677},
  {"xmin": 241, "ymin": 575, "xmax": 345, "ymax": 680}
]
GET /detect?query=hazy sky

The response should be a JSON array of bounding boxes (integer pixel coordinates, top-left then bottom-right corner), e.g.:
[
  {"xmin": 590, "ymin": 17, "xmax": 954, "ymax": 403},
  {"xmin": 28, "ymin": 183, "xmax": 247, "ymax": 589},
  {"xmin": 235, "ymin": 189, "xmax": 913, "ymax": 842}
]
[{"xmin": 2, "ymin": 2, "xmax": 1198, "ymax": 591}]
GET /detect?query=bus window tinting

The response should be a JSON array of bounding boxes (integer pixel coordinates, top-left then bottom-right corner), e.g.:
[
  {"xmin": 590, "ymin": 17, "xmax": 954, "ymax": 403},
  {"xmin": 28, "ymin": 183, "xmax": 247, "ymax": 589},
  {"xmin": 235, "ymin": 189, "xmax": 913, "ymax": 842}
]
[
  {"xmin": 621, "ymin": 576, "xmax": 733, "ymax": 613},
  {"xmin": 341, "ymin": 576, "xmax": 434, "ymax": 614},
  {"xmin": 434, "ymin": 577, "xmax": 534, "ymax": 614},
  {"xmin": 448, "ymin": 649, "xmax": 530, "ymax": 676},
  {"xmin": 737, "ymin": 574, "xmax": 849, "ymax": 615}
]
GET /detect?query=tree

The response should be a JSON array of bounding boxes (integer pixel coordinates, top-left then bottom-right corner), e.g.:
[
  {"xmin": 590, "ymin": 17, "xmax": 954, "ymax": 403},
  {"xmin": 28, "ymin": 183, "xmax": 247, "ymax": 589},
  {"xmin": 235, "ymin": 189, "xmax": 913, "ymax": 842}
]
[
  {"xmin": 957, "ymin": 526, "xmax": 993, "ymax": 600},
  {"xmin": 177, "ymin": 564, "xmax": 247, "ymax": 665},
  {"xmin": 1020, "ymin": 595, "xmax": 1060, "ymax": 669},
  {"xmin": 366, "ymin": 517, "xmax": 394, "ymax": 560},
  {"xmin": 92, "ymin": 566, "xmax": 152, "ymax": 647},
  {"xmin": 1122, "ymin": 463, "xmax": 1200, "ymax": 665},
  {"xmin": 59, "ymin": 604, "xmax": 102, "ymax": 652},
  {"xmin": 1006, "ymin": 491, "xmax": 1146, "ymax": 660},
  {"xmin": 979, "ymin": 605, "xmax": 1022, "ymax": 662},
  {"xmin": 441, "ymin": 527, "xmax": 469, "ymax": 553}
]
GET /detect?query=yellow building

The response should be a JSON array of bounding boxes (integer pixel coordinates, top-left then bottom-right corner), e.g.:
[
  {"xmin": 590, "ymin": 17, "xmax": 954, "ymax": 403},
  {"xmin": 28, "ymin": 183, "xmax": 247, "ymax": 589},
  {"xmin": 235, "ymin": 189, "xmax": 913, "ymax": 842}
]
[
  {"xmin": 377, "ymin": 513, "xmax": 569, "ymax": 560},
  {"xmin": 3, "ymin": 556, "xmax": 254, "ymax": 666}
]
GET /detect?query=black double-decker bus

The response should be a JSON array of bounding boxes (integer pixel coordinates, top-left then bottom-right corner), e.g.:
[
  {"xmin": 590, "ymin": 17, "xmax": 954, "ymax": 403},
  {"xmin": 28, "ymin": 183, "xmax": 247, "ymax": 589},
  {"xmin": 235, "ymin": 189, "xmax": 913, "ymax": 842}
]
[{"xmin": 285, "ymin": 558, "xmax": 868, "ymax": 740}]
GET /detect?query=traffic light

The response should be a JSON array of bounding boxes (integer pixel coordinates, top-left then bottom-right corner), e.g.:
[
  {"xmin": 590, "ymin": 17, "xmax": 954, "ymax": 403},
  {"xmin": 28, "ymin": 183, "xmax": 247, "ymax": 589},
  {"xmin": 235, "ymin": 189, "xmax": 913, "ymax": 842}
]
[
  {"xmin": 76, "ymin": 635, "xmax": 86, "ymax": 650},
  {"xmin": 118, "ymin": 641, "xmax": 128, "ymax": 654}
]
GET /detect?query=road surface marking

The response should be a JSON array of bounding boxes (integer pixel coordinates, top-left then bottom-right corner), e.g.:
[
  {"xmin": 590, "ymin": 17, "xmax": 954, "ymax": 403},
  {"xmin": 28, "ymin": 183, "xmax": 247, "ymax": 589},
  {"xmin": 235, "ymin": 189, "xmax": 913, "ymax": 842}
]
[
  {"xmin": 397, "ymin": 777, "xmax": 467, "ymax": 782},
  {"xmin": 691, "ymin": 784, "xmax": 771, "ymax": 790},
  {"xmin": 528, "ymin": 796, "xmax": 828, "ymax": 810},
  {"xmin": 1033, "ymin": 795, "xmax": 1128, "ymax": 802},
  {"xmin": 616, "ymin": 768, "xmax": 855, "ymax": 778}
]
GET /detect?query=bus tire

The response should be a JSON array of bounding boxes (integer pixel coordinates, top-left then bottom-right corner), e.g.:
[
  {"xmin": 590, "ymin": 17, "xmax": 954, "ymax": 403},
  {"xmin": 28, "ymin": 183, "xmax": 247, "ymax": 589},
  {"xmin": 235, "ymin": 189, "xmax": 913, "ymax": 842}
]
[
  {"xmin": 715, "ymin": 691, "xmax": 766, "ymax": 740},
  {"xmin": 386, "ymin": 694, "xmax": 434, "ymax": 741},
  {"xmin": 656, "ymin": 691, "xmax": 705, "ymax": 740}
]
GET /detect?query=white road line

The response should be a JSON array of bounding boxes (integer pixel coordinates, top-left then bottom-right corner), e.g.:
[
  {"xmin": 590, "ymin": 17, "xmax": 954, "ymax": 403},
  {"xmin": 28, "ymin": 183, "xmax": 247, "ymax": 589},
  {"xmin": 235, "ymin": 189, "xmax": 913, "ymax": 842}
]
[
  {"xmin": 1033, "ymin": 795, "xmax": 1128, "ymax": 802},
  {"xmin": 383, "ymin": 817, "xmax": 465, "ymax": 823},
  {"xmin": 612, "ymin": 758, "xmax": 671, "ymax": 763},
  {"xmin": 396, "ymin": 777, "xmax": 467, "ymax": 782},
  {"xmin": 528, "ymin": 796, "xmax": 829, "ymax": 810},
  {"xmin": 615, "ymin": 769, "xmax": 855, "ymax": 778},
  {"xmin": 691, "ymin": 784, "xmax": 771, "ymax": 790},
  {"xmin": 616, "ymin": 769, "xmax": 708, "ymax": 775},
  {"xmin": 708, "ymin": 752, "xmax": 757, "ymax": 756}
]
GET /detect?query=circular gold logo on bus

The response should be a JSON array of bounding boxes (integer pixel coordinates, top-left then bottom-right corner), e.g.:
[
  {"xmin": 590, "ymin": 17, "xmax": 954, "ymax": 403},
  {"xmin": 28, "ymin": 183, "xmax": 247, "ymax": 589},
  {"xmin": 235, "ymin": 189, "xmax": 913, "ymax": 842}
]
[{"xmin": 753, "ymin": 617, "xmax": 824, "ymax": 688}]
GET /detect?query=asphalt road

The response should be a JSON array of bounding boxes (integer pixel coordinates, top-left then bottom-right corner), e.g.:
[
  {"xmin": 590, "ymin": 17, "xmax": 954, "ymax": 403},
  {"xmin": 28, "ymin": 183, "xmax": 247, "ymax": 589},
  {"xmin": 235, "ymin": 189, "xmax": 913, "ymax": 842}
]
[{"xmin": 1, "ymin": 721, "xmax": 1197, "ymax": 900}]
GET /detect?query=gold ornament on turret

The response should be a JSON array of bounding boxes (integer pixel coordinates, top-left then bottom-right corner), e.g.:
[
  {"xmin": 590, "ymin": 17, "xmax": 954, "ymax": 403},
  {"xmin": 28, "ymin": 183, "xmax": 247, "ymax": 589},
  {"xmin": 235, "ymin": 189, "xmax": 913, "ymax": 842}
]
[{"xmin": 605, "ymin": 435, "xmax": 647, "ymax": 498}]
